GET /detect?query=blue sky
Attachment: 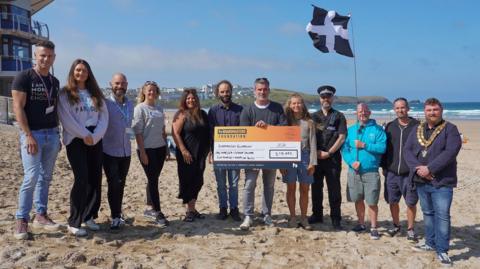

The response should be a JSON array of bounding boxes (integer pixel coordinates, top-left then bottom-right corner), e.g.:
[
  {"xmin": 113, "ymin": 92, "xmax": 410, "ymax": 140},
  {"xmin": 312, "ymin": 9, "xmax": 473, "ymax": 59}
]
[{"xmin": 34, "ymin": 0, "xmax": 479, "ymax": 101}]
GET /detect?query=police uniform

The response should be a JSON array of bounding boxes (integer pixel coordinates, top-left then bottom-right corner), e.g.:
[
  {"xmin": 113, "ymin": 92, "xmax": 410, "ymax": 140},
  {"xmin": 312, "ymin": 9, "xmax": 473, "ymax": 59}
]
[{"xmin": 310, "ymin": 86, "xmax": 347, "ymax": 227}]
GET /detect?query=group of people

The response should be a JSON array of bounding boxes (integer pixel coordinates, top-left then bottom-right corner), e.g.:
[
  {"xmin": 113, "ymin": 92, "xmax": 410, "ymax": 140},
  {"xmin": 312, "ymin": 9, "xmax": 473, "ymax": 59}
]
[{"xmin": 12, "ymin": 41, "xmax": 461, "ymax": 266}]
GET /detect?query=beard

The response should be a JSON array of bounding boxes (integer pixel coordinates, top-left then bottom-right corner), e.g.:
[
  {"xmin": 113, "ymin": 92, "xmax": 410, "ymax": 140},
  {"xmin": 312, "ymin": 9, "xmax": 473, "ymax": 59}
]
[
  {"xmin": 322, "ymin": 102, "xmax": 331, "ymax": 110},
  {"xmin": 220, "ymin": 95, "xmax": 231, "ymax": 104},
  {"xmin": 113, "ymin": 87, "xmax": 126, "ymax": 97}
]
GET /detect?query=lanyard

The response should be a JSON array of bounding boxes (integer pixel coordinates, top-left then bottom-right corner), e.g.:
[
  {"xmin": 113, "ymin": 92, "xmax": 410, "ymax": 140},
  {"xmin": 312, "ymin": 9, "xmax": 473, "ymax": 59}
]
[
  {"xmin": 110, "ymin": 96, "xmax": 131, "ymax": 125},
  {"xmin": 34, "ymin": 69, "xmax": 54, "ymax": 106}
]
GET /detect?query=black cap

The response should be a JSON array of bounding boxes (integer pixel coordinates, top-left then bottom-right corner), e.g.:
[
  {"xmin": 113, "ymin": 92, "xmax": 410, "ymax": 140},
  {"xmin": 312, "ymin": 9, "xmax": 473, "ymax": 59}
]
[{"xmin": 317, "ymin": 85, "xmax": 336, "ymax": 96}]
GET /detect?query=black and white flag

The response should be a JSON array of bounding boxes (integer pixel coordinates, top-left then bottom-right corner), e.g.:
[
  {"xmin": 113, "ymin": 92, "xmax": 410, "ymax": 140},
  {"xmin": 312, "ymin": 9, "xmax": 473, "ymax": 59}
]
[{"xmin": 306, "ymin": 5, "xmax": 354, "ymax": 57}]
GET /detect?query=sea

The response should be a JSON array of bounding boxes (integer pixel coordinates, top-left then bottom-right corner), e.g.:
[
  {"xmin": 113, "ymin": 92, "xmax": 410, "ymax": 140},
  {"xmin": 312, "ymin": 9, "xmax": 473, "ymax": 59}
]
[{"xmin": 307, "ymin": 102, "xmax": 480, "ymax": 121}]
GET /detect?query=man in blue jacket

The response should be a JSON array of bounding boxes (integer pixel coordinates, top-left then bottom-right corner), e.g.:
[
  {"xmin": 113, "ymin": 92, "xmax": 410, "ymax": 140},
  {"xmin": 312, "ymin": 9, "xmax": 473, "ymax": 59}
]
[
  {"xmin": 405, "ymin": 98, "xmax": 461, "ymax": 267},
  {"xmin": 342, "ymin": 103, "xmax": 386, "ymax": 240}
]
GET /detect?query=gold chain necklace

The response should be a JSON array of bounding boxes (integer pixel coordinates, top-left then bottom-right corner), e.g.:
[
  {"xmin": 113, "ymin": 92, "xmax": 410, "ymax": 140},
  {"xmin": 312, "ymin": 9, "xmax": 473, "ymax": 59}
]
[{"xmin": 417, "ymin": 120, "xmax": 447, "ymax": 157}]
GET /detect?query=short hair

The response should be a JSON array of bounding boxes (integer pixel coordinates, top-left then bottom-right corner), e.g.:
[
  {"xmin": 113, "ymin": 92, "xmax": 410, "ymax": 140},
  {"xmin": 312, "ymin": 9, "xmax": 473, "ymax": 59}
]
[
  {"xmin": 214, "ymin": 80, "xmax": 233, "ymax": 97},
  {"xmin": 424, "ymin": 98, "xmax": 443, "ymax": 109},
  {"xmin": 357, "ymin": 102, "xmax": 370, "ymax": 111},
  {"xmin": 35, "ymin": 40, "xmax": 55, "ymax": 50},
  {"xmin": 254, "ymin": 77, "xmax": 270, "ymax": 87},
  {"xmin": 393, "ymin": 97, "xmax": 409, "ymax": 108}
]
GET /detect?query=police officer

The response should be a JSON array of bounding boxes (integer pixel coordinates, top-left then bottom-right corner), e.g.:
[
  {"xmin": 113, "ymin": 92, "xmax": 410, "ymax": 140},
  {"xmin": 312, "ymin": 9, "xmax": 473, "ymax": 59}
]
[{"xmin": 309, "ymin": 85, "xmax": 347, "ymax": 230}]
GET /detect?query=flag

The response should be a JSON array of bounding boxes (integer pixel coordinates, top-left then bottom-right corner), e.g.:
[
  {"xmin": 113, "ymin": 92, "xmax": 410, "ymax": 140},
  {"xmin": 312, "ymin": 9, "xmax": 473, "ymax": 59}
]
[{"xmin": 306, "ymin": 5, "xmax": 354, "ymax": 57}]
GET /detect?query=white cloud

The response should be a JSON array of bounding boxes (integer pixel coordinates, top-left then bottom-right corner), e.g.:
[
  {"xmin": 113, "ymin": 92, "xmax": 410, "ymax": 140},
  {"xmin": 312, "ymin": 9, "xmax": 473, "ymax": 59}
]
[{"xmin": 51, "ymin": 34, "xmax": 293, "ymax": 87}]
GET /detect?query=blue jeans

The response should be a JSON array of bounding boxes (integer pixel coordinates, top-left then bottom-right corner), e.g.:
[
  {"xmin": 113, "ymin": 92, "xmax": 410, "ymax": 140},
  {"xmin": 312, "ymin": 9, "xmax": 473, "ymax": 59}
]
[
  {"xmin": 283, "ymin": 150, "xmax": 314, "ymax": 184},
  {"xmin": 243, "ymin": 169, "xmax": 276, "ymax": 216},
  {"xmin": 16, "ymin": 127, "xmax": 60, "ymax": 220},
  {"xmin": 214, "ymin": 169, "xmax": 239, "ymax": 209},
  {"xmin": 416, "ymin": 183, "xmax": 453, "ymax": 254}
]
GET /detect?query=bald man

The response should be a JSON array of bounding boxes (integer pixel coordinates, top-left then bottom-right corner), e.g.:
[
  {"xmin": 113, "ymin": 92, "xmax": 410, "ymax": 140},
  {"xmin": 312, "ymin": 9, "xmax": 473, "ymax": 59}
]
[
  {"xmin": 102, "ymin": 73, "xmax": 134, "ymax": 230},
  {"xmin": 341, "ymin": 103, "xmax": 386, "ymax": 240}
]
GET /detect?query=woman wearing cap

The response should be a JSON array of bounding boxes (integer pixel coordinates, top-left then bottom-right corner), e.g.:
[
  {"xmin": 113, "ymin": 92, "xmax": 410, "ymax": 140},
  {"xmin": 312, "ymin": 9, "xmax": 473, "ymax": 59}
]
[
  {"xmin": 172, "ymin": 88, "xmax": 210, "ymax": 222},
  {"xmin": 132, "ymin": 81, "xmax": 169, "ymax": 227}
]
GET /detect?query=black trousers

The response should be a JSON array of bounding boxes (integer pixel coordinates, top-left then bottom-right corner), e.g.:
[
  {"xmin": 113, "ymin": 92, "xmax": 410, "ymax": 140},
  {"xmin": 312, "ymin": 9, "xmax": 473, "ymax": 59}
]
[
  {"xmin": 311, "ymin": 156, "xmax": 342, "ymax": 221},
  {"xmin": 103, "ymin": 153, "xmax": 131, "ymax": 218},
  {"xmin": 176, "ymin": 149, "xmax": 206, "ymax": 204},
  {"xmin": 138, "ymin": 146, "xmax": 166, "ymax": 212},
  {"xmin": 66, "ymin": 138, "xmax": 103, "ymax": 228}
]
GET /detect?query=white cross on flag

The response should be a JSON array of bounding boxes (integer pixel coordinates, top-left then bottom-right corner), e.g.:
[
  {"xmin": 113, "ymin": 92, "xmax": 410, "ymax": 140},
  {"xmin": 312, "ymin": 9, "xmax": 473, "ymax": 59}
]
[{"xmin": 306, "ymin": 5, "xmax": 354, "ymax": 57}]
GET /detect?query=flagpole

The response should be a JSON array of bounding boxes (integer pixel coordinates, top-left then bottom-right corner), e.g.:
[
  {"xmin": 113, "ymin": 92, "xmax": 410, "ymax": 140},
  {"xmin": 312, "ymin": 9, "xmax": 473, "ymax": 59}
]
[
  {"xmin": 349, "ymin": 13, "xmax": 359, "ymax": 104},
  {"xmin": 349, "ymin": 13, "xmax": 361, "ymax": 168}
]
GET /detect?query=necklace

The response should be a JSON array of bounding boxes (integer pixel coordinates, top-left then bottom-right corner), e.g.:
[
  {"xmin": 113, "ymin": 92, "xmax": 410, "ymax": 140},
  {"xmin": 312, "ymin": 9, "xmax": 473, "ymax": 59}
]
[{"xmin": 417, "ymin": 120, "xmax": 446, "ymax": 157}]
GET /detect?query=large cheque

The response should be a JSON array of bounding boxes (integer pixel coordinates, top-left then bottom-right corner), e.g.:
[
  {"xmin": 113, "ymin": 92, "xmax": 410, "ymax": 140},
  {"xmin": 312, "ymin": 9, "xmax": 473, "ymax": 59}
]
[{"xmin": 213, "ymin": 126, "xmax": 301, "ymax": 169}]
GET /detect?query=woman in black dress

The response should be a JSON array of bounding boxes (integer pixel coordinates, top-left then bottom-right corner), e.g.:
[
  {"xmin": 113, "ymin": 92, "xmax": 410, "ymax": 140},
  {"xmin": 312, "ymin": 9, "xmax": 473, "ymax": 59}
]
[{"xmin": 172, "ymin": 89, "xmax": 210, "ymax": 222}]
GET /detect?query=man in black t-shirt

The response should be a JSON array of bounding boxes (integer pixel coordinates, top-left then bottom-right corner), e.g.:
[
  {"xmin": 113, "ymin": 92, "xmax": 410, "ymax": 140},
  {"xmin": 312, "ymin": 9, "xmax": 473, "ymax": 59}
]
[
  {"xmin": 11, "ymin": 40, "xmax": 61, "ymax": 239},
  {"xmin": 309, "ymin": 85, "xmax": 347, "ymax": 230}
]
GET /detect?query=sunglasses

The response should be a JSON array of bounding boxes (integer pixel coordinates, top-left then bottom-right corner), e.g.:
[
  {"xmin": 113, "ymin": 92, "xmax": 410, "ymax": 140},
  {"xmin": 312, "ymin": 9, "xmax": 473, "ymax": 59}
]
[
  {"xmin": 144, "ymin": 81, "xmax": 158, "ymax": 87},
  {"xmin": 255, "ymin": 77, "xmax": 269, "ymax": 84}
]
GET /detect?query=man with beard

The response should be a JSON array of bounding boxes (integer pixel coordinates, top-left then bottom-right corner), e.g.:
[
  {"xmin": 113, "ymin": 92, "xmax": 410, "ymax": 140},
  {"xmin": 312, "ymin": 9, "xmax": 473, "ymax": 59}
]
[
  {"xmin": 309, "ymin": 85, "xmax": 347, "ymax": 230},
  {"xmin": 102, "ymin": 73, "xmax": 134, "ymax": 230},
  {"xmin": 406, "ymin": 98, "xmax": 461, "ymax": 267},
  {"xmin": 208, "ymin": 80, "xmax": 243, "ymax": 221},
  {"xmin": 381, "ymin": 98, "xmax": 419, "ymax": 241},
  {"xmin": 239, "ymin": 77, "xmax": 287, "ymax": 230}
]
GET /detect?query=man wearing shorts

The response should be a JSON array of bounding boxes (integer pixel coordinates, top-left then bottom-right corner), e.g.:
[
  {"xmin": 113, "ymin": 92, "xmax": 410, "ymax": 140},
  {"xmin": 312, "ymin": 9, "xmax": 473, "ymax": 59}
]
[
  {"xmin": 342, "ymin": 103, "xmax": 386, "ymax": 240},
  {"xmin": 381, "ymin": 98, "xmax": 419, "ymax": 241}
]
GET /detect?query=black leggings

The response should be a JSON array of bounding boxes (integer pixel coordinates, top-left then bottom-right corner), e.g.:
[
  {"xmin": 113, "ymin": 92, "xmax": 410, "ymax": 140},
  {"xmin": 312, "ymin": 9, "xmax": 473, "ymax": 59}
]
[
  {"xmin": 66, "ymin": 138, "xmax": 103, "ymax": 228},
  {"xmin": 103, "ymin": 154, "xmax": 131, "ymax": 218},
  {"xmin": 138, "ymin": 146, "xmax": 166, "ymax": 212}
]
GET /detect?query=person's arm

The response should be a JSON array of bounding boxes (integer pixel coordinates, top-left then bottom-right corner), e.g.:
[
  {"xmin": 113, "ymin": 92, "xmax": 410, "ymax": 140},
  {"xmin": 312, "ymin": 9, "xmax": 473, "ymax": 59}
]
[
  {"xmin": 239, "ymin": 105, "xmax": 251, "ymax": 126},
  {"xmin": 91, "ymin": 99, "xmax": 109, "ymax": 145},
  {"xmin": 57, "ymin": 91, "xmax": 91, "ymax": 141},
  {"xmin": 364, "ymin": 127, "xmax": 387, "ymax": 154},
  {"xmin": 308, "ymin": 121, "xmax": 317, "ymax": 175},
  {"xmin": 403, "ymin": 127, "xmax": 422, "ymax": 169},
  {"xmin": 277, "ymin": 104, "xmax": 288, "ymax": 126},
  {"xmin": 341, "ymin": 131, "xmax": 355, "ymax": 167},
  {"xmin": 12, "ymin": 90, "xmax": 37, "ymax": 154},
  {"xmin": 172, "ymin": 112, "xmax": 192, "ymax": 164},
  {"xmin": 427, "ymin": 124, "xmax": 462, "ymax": 175},
  {"xmin": 132, "ymin": 105, "xmax": 148, "ymax": 165},
  {"xmin": 207, "ymin": 107, "xmax": 216, "ymax": 158},
  {"xmin": 327, "ymin": 134, "xmax": 346, "ymax": 156}
]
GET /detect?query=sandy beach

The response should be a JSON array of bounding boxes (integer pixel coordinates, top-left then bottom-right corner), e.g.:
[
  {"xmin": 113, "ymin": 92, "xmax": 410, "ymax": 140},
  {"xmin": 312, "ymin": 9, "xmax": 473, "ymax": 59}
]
[{"xmin": 0, "ymin": 115, "xmax": 479, "ymax": 268}]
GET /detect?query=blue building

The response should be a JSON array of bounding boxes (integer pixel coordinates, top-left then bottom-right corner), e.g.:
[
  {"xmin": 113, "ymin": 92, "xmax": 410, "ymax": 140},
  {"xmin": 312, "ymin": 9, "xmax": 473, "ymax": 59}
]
[{"xmin": 0, "ymin": 0, "xmax": 52, "ymax": 96}]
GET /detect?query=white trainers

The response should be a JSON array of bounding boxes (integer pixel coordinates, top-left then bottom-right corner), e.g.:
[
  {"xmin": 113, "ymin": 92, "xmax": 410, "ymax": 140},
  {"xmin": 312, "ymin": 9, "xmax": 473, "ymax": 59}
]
[
  {"xmin": 84, "ymin": 219, "xmax": 100, "ymax": 231},
  {"xmin": 263, "ymin": 214, "xmax": 273, "ymax": 226},
  {"xmin": 240, "ymin": 216, "xmax": 253, "ymax": 231},
  {"xmin": 68, "ymin": 226, "xmax": 87, "ymax": 237}
]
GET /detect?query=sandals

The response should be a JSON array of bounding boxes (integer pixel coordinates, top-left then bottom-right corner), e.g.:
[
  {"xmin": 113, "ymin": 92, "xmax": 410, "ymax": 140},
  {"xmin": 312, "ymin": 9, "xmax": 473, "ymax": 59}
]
[
  {"xmin": 192, "ymin": 210, "xmax": 205, "ymax": 219},
  {"xmin": 183, "ymin": 210, "xmax": 205, "ymax": 222},
  {"xmin": 183, "ymin": 211, "xmax": 195, "ymax": 222}
]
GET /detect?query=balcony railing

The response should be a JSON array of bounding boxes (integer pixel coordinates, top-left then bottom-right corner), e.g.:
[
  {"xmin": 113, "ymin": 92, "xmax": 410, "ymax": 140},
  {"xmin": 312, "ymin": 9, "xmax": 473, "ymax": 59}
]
[
  {"xmin": 0, "ymin": 55, "xmax": 33, "ymax": 72},
  {"xmin": 0, "ymin": 12, "xmax": 49, "ymax": 40}
]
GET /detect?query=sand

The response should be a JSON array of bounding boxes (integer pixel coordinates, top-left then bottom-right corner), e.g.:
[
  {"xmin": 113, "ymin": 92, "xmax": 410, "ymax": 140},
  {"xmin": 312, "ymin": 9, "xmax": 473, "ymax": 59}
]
[{"xmin": 0, "ymin": 116, "xmax": 479, "ymax": 269}]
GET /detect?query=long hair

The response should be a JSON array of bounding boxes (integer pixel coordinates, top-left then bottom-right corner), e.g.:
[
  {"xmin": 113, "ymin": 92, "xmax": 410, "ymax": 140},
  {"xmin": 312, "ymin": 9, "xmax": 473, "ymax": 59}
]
[
  {"xmin": 176, "ymin": 88, "xmax": 203, "ymax": 124},
  {"xmin": 284, "ymin": 93, "xmax": 312, "ymax": 126},
  {"xmin": 137, "ymin": 81, "xmax": 160, "ymax": 103},
  {"xmin": 64, "ymin": 59, "xmax": 104, "ymax": 109}
]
